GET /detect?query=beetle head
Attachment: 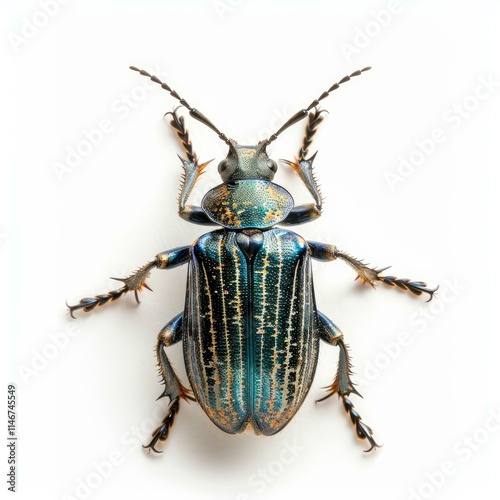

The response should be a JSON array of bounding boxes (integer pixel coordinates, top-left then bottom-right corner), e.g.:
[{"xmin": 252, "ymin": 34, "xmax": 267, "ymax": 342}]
[
  {"xmin": 218, "ymin": 140, "xmax": 277, "ymax": 183},
  {"xmin": 203, "ymin": 142, "xmax": 292, "ymax": 230}
]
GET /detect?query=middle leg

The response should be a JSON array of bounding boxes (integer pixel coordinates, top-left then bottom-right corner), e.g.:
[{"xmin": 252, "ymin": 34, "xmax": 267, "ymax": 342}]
[
  {"xmin": 67, "ymin": 246, "xmax": 191, "ymax": 318},
  {"xmin": 309, "ymin": 241, "xmax": 438, "ymax": 301}
]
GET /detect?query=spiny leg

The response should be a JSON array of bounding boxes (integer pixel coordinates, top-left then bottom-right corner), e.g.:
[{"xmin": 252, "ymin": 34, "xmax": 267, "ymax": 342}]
[
  {"xmin": 308, "ymin": 242, "xmax": 438, "ymax": 301},
  {"xmin": 277, "ymin": 67, "xmax": 372, "ymax": 226},
  {"xmin": 67, "ymin": 246, "xmax": 190, "ymax": 318},
  {"xmin": 130, "ymin": 66, "xmax": 224, "ymax": 226},
  {"xmin": 66, "ymin": 260, "xmax": 155, "ymax": 318},
  {"xmin": 144, "ymin": 313, "xmax": 195, "ymax": 453},
  {"xmin": 333, "ymin": 249, "xmax": 438, "ymax": 302},
  {"xmin": 317, "ymin": 311, "xmax": 380, "ymax": 452},
  {"xmin": 165, "ymin": 108, "xmax": 214, "ymax": 224},
  {"xmin": 282, "ymin": 108, "xmax": 326, "ymax": 213}
]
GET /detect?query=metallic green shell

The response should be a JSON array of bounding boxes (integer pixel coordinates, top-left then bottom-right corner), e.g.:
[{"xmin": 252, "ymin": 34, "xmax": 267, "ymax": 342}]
[
  {"xmin": 201, "ymin": 180, "xmax": 294, "ymax": 229},
  {"xmin": 183, "ymin": 228, "xmax": 320, "ymax": 435}
]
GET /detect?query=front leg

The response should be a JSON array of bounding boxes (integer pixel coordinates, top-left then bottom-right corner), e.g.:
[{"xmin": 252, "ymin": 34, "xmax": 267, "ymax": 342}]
[
  {"xmin": 308, "ymin": 241, "xmax": 438, "ymax": 301},
  {"xmin": 67, "ymin": 246, "xmax": 191, "ymax": 317},
  {"xmin": 281, "ymin": 203, "xmax": 321, "ymax": 226},
  {"xmin": 282, "ymin": 109, "xmax": 326, "ymax": 225},
  {"xmin": 167, "ymin": 108, "xmax": 215, "ymax": 225}
]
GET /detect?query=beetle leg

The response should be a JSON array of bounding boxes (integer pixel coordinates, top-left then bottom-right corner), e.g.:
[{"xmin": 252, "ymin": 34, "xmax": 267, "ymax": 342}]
[
  {"xmin": 67, "ymin": 246, "xmax": 191, "ymax": 317},
  {"xmin": 317, "ymin": 313, "xmax": 381, "ymax": 452},
  {"xmin": 144, "ymin": 313, "xmax": 194, "ymax": 454},
  {"xmin": 282, "ymin": 109, "xmax": 325, "ymax": 208},
  {"xmin": 308, "ymin": 242, "xmax": 438, "ymax": 301},
  {"xmin": 334, "ymin": 249, "xmax": 438, "ymax": 301},
  {"xmin": 166, "ymin": 107, "xmax": 216, "ymax": 226},
  {"xmin": 66, "ymin": 260, "xmax": 156, "ymax": 318},
  {"xmin": 281, "ymin": 109, "xmax": 325, "ymax": 225},
  {"xmin": 281, "ymin": 203, "xmax": 322, "ymax": 226},
  {"xmin": 144, "ymin": 398, "xmax": 180, "ymax": 454}
]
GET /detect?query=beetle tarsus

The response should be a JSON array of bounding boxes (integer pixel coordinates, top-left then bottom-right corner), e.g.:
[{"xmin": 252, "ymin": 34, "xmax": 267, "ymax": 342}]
[
  {"xmin": 332, "ymin": 249, "xmax": 438, "ymax": 301},
  {"xmin": 377, "ymin": 275, "xmax": 439, "ymax": 302},
  {"xmin": 143, "ymin": 398, "xmax": 180, "ymax": 454},
  {"xmin": 341, "ymin": 396, "xmax": 382, "ymax": 452},
  {"xmin": 298, "ymin": 108, "xmax": 327, "ymax": 163},
  {"xmin": 166, "ymin": 107, "xmax": 199, "ymax": 164},
  {"xmin": 66, "ymin": 288, "xmax": 128, "ymax": 318},
  {"xmin": 66, "ymin": 261, "xmax": 156, "ymax": 317}
]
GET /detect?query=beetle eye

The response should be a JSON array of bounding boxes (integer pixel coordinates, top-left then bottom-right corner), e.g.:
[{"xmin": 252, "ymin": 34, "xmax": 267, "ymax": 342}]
[
  {"xmin": 218, "ymin": 159, "xmax": 229, "ymax": 173},
  {"xmin": 266, "ymin": 159, "xmax": 278, "ymax": 173}
]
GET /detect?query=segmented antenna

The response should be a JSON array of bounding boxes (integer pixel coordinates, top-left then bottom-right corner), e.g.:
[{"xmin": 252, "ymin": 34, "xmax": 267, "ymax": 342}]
[
  {"xmin": 264, "ymin": 66, "xmax": 372, "ymax": 145},
  {"xmin": 130, "ymin": 66, "xmax": 232, "ymax": 147}
]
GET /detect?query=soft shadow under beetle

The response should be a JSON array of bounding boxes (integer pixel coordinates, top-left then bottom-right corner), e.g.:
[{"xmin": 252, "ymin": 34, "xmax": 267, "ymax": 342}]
[{"xmin": 68, "ymin": 65, "xmax": 437, "ymax": 453}]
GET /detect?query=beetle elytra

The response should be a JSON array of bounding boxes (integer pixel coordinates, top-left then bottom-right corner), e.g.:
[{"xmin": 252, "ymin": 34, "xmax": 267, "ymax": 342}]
[{"xmin": 68, "ymin": 65, "xmax": 437, "ymax": 453}]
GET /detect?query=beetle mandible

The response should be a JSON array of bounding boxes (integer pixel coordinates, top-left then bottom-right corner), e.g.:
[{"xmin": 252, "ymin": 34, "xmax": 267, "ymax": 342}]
[{"xmin": 68, "ymin": 65, "xmax": 437, "ymax": 453}]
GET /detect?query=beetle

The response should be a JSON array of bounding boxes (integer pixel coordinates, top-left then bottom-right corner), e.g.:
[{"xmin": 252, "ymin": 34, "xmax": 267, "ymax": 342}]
[{"xmin": 67, "ymin": 65, "xmax": 437, "ymax": 453}]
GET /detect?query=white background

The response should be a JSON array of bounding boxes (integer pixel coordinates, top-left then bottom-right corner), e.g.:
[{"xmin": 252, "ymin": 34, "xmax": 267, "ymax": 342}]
[{"xmin": 2, "ymin": 1, "xmax": 499, "ymax": 499}]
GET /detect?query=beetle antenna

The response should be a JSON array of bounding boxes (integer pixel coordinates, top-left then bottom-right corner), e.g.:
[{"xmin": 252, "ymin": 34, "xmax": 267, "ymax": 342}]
[
  {"xmin": 130, "ymin": 66, "xmax": 232, "ymax": 147},
  {"xmin": 263, "ymin": 66, "xmax": 372, "ymax": 145}
]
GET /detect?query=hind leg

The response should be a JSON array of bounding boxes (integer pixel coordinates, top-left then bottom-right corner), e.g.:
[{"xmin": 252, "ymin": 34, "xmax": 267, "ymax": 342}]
[
  {"xmin": 144, "ymin": 313, "xmax": 194, "ymax": 453},
  {"xmin": 317, "ymin": 311, "xmax": 381, "ymax": 452}
]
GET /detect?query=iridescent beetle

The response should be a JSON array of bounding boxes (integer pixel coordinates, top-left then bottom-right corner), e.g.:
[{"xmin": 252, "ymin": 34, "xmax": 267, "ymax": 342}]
[{"xmin": 68, "ymin": 66, "xmax": 437, "ymax": 453}]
